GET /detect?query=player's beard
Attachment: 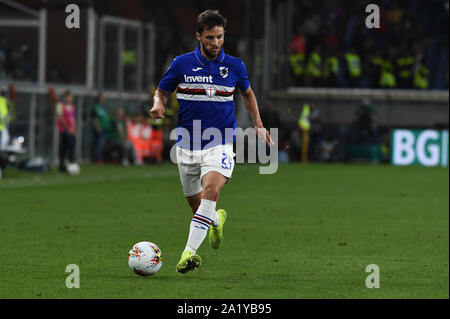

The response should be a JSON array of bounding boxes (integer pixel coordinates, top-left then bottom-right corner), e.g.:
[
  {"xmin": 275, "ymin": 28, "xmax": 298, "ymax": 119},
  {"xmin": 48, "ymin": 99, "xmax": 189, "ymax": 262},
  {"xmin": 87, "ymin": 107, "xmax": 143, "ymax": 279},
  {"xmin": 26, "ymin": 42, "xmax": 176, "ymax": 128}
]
[{"xmin": 200, "ymin": 41, "xmax": 222, "ymax": 59}]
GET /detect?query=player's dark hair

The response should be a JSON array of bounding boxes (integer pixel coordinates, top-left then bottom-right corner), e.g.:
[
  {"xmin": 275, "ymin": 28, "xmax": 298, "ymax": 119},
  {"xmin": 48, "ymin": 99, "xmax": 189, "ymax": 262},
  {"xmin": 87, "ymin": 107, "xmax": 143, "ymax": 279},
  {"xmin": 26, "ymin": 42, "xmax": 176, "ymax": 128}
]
[
  {"xmin": 64, "ymin": 90, "xmax": 72, "ymax": 97},
  {"xmin": 197, "ymin": 10, "xmax": 227, "ymax": 34}
]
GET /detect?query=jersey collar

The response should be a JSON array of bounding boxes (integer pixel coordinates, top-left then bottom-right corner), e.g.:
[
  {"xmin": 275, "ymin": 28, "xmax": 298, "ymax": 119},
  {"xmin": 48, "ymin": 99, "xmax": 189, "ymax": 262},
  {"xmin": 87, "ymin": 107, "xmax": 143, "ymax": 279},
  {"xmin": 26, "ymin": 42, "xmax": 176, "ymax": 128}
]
[{"xmin": 195, "ymin": 46, "xmax": 225, "ymax": 65}]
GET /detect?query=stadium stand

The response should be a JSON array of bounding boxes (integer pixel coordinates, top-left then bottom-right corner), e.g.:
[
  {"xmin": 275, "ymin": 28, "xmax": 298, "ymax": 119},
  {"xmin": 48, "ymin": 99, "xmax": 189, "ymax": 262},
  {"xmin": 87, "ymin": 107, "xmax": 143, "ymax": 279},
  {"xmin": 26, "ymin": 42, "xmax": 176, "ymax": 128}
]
[{"xmin": 0, "ymin": 0, "xmax": 448, "ymax": 166}]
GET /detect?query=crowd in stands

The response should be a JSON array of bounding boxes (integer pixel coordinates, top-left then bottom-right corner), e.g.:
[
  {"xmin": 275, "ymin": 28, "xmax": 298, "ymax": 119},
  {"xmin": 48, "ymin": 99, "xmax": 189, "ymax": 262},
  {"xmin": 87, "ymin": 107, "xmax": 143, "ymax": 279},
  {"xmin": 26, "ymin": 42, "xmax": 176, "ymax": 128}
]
[
  {"xmin": 288, "ymin": 0, "xmax": 449, "ymax": 89},
  {"xmin": 1, "ymin": 0, "xmax": 448, "ymax": 90},
  {"xmin": 51, "ymin": 88, "xmax": 167, "ymax": 173},
  {"xmin": 1, "ymin": 0, "xmax": 448, "ymax": 169},
  {"xmin": 90, "ymin": 93, "xmax": 166, "ymax": 166},
  {"xmin": 0, "ymin": 40, "xmax": 35, "ymax": 82},
  {"xmin": 273, "ymin": 98, "xmax": 390, "ymax": 164}
]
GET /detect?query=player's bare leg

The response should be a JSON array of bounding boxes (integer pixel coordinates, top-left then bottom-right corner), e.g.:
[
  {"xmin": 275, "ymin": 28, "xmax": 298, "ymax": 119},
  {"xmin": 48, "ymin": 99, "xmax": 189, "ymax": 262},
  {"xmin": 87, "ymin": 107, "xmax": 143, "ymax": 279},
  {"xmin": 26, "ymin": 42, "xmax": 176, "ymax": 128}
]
[
  {"xmin": 201, "ymin": 171, "xmax": 227, "ymax": 201},
  {"xmin": 186, "ymin": 192, "xmax": 202, "ymax": 213},
  {"xmin": 185, "ymin": 171, "xmax": 226, "ymax": 212}
]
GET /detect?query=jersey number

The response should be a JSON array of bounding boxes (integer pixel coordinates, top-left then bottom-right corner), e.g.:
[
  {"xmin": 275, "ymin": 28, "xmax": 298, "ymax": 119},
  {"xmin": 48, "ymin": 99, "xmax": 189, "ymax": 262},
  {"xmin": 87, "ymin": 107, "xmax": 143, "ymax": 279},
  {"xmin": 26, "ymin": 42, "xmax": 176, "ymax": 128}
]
[{"xmin": 221, "ymin": 153, "xmax": 232, "ymax": 170}]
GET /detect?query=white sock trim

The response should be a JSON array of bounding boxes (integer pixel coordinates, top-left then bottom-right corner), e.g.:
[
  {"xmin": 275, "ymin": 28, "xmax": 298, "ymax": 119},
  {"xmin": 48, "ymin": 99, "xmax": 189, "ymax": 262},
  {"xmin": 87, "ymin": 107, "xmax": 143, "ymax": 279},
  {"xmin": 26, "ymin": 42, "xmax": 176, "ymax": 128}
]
[
  {"xmin": 184, "ymin": 199, "xmax": 219, "ymax": 251},
  {"xmin": 193, "ymin": 199, "xmax": 219, "ymax": 227}
]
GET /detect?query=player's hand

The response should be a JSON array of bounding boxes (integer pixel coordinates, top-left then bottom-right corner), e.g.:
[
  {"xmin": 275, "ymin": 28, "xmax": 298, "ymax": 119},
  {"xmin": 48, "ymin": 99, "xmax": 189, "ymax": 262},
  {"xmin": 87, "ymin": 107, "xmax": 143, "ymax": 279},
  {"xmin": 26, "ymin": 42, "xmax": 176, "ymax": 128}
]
[
  {"xmin": 149, "ymin": 104, "xmax": 165, "ymax": 120},
  {"xmin": 255, "ymin": 126, "xmax": 275, "ymax": 146}
]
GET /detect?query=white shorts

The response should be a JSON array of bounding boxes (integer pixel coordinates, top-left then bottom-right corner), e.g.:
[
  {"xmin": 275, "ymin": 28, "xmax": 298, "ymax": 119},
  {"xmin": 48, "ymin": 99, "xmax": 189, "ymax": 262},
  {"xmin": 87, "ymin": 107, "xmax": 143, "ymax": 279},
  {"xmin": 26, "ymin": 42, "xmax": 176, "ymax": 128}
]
[{"xmin": 176, "ymin": 143, "xmax": 235, "ymax": 197}]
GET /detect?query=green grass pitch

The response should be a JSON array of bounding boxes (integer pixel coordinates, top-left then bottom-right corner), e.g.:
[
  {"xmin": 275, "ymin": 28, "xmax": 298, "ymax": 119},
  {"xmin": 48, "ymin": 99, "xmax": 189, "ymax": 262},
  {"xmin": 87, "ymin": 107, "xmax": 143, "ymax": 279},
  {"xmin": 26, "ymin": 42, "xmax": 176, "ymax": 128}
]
[{"xmin": 0, "ymin": 163, "xmax": 448, "ymax": 298}]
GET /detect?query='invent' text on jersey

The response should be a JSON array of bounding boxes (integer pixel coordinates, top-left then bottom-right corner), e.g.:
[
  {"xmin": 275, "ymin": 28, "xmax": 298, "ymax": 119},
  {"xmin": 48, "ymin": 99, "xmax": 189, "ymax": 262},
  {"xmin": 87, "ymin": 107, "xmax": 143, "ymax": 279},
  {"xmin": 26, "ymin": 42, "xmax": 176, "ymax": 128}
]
[{"xmin": 158, "ymin": 46, "xmax": 250, "ymax": 150}]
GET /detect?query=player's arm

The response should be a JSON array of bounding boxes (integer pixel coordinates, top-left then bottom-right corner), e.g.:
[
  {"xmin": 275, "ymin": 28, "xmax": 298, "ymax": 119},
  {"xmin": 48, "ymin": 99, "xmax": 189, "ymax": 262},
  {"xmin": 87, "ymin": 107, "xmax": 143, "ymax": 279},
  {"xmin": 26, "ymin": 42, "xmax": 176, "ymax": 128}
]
[
  {"xmin": 240, "ymin": 87, "xmax": 274, "ymax": 146},
  {"xmin": 149, "ymin": 89, "xmax": 170, "ymax": 120}
]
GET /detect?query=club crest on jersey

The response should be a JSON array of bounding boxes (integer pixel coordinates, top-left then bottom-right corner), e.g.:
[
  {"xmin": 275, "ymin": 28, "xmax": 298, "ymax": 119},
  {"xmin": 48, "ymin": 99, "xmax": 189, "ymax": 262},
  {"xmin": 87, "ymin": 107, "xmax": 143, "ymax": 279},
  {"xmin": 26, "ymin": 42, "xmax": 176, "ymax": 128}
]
[
  {"xmin": 220, "ymin": 67, "xmax": 228, "ymax": 79},
  {"xmin": 205, "ymin": 85, "xmax": 216, "ymax": 98}
]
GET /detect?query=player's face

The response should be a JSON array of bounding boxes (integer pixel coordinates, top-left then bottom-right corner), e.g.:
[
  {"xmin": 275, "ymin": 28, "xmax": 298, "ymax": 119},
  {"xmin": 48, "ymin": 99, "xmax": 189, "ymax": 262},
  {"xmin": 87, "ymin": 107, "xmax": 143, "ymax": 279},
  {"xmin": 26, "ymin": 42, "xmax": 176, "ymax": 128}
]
[{"xmin": 196, "ymin": 26, "xmax": 225, "ymax": 60}]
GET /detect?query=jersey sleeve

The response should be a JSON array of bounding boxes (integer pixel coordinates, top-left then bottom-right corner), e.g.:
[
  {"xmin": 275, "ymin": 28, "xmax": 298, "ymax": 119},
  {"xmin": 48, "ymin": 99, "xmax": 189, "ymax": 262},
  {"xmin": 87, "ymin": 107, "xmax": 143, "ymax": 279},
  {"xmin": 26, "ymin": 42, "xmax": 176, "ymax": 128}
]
[
  {"xmin": 158, "ymin": 57, "xmax": 181, "ymax": 93},
  {"xmin": 236, "ymin": 60, "xmax": 250, "ymax": 92}
]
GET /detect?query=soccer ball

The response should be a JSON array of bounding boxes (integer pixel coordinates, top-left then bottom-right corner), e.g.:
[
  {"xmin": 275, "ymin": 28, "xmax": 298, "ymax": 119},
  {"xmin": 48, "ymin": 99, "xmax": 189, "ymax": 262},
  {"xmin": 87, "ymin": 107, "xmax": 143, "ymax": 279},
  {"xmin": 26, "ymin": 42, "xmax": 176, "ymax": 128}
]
[
  {"xmin": 66, "ymin": 163, "xmax": 80, "ymax": 175},
  {"xmin": 128, "ymin": 241, "xmax": 163, "ymax": 276}
]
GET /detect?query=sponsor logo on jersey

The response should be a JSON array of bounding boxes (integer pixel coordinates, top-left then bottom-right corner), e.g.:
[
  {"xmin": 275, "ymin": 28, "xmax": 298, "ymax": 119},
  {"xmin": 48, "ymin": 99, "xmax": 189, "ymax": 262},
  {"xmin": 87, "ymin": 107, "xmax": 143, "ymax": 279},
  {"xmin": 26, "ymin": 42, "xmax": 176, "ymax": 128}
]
[{"xmin": 184, "ymin": 74, "xmax": 213, "ymax": 83}]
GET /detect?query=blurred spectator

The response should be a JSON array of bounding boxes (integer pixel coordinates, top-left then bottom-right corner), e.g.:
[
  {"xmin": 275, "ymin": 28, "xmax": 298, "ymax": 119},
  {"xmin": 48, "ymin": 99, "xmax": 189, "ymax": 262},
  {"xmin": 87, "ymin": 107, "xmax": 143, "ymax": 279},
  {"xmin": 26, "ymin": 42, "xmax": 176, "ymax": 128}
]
[
  {"xmin": 298, "ymin": 103, "xmax": 320, "ymax": 163},
  {"xmin": 289, "ymin": 50, "xmax": 305, "ymax": 86},
  {"xmin": 380, "ymin": 49, "xmax": 397, "ymax": 89},
  {"xmin": 396, "ymin": 45, "xmax": 415, "ymax": 88},
  {"xmin": 56, "ymin": 91, "xmax": 76, "ymax": 173},
  {"xmin": 91, "ymin": 93, "xmax": 111, "ymax": 163},
  {"xmin": 413, "ymin": 45, "xmax": 430, "ymax": 89},
  {"xmin": 6, "ymin": 85, "xmax": 16, "ymax": 134},
  {"xmin": 0, "ymin": 91, "xmax": 9, "ymax": 149},
  {"xmin": 379, "ymin": 131, "xmax": 390, "ymax": 164},
  {"xmin": 308, "ymin": 104, "xmax": 322, "ymax": 161},
  {"xmin": 289, "ymin": 27, "xmax": 307, "ymax": 86},
  {"xmin": 126, "ymin": 113, "xmax": 160, "ymax": 165},
  {"xmin": 386, "ymin": 2, "xmax": 404, "ymax": 24},
  {"xmin": 108, "ymin": 108, "xmax": 137, "ymax": 166},
  {"xmin": 344, "ymin": 46, "xmax": 362, "ymax": 88},
  {"xmin": 413, "ymin": 60, "xmax": 429, "ymax": 89},
  {"xmin": 148, "ymin": 117, "xmax": 164, "ymax": 164},
  {"xmin": 0, "ymin": 38, "xmax": 35, "ymax": 82},
  {"xmin": 305, "ymin": 45, "xmax": 322, "ymax": 87},
  {"xmin": 290, "ymin": 27, "xmax": 307, "ymax": 54},
  {"xmin": 0, "ymin": 86, "xmax": 16, "ymax": 148},
  {"xmin": 288, "ymin": 0, "xmax": 448, "ymax": 89},
  {"xmin": 302, "ymin": 11, "xmax": 322, "ymax": 46},
  {"xmin": 323, "ymin": 26, "xmax": 339, "ymax": 52},
  {"xmin": 323, "ymin": 49, "xmax": 340, "ymax": 87},
  {"xmin": 352, "ymin": 98, "xmax": 378, "ymax": 144},
  {"xmin": 12, "ymin": 45, "xmax": 34, "ymax": 81}
]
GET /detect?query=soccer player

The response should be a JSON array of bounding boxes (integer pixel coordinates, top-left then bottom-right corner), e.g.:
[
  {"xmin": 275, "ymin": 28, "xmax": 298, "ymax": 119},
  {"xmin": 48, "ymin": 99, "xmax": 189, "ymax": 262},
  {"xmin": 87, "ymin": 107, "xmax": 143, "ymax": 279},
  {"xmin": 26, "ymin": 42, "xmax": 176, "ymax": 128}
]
[{"xmin": 150, "ymin": 10, "xmax": 273, "ymax": 274}]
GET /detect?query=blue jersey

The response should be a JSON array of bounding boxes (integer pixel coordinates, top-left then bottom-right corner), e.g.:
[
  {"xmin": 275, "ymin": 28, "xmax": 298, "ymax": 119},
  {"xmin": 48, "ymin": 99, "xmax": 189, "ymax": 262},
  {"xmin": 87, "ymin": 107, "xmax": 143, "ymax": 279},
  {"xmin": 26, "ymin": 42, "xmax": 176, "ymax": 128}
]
[{"xmin": 158, "ymin": 46, "xmax": 250, "ymax": 150}]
